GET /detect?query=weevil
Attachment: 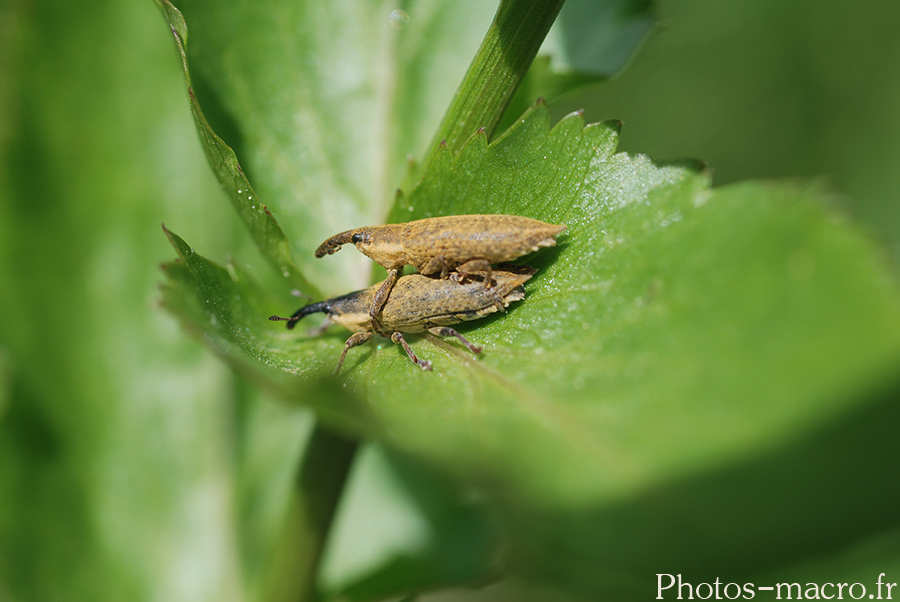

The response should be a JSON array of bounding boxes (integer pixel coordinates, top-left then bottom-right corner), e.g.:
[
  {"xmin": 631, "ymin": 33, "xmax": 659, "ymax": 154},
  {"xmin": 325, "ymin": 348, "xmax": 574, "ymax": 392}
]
[
  {"xmin": 314, "ymin": 214, "xmax": 565, "ymax": 323},
  {"xmin": 269, "ymin": 266, "xmax": 535, "ymax": 374}
]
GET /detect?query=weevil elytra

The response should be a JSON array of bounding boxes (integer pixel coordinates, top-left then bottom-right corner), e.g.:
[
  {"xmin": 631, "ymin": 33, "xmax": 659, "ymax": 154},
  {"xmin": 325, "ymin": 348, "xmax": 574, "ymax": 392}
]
[
  {"xmin": 314, "ymin": 214, "xmax": 565, "ymax": 323},
  {"xmin": 269, "ymin": 266, "xmax": 535, "ymax": 374}
]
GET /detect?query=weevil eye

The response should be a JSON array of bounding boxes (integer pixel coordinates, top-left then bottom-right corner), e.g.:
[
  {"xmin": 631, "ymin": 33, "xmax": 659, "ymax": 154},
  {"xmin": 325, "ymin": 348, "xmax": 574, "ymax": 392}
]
[{"xmin": 351, "ymin": 233, "xmax": 363, "ymax": 243}]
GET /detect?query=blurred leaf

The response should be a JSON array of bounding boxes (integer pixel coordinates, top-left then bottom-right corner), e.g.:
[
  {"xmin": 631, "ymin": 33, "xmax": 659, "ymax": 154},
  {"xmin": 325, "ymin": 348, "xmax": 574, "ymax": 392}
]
[
  {"xmin": 500, "ymin": 0, "xmax": 655, "ymax": 133},
  {"xmin": 163, "ymin": 0, "xmax": 498, "ymax": 293},
  {"xmin": 319, "ymin": 447, "xmax": 498, "ymax": 602},
  {"xmin": 761, "ymin": 529, "xmax": 900, "ymax": 593},
  {"xmin": 157, "ymin": 0, "xmax": 315, "ymax": 297},
  {"xmin": 0, "ymin": 0, "xmax": 255, "ymax": 600},
  {"xmin": 162, "ymin": 96, "xmax": 900, "ymax": 596},
  {"xmin": 0, "ymin": 346, "xmax": 9, "ymax": 416},
  {"xmin": 562, "ymin": 0, "xmax": 900, "ymax": 264},
  {"xmin": 542, "ymin": 0, "xmax": 654, "ymax": 77},
  {"xmin": 500, "ymin": 56, "xmax": 603, "ymax": 136},
  {"xmin": 507, "ymin": 374, "xmax": 900, "ymax": 598}
]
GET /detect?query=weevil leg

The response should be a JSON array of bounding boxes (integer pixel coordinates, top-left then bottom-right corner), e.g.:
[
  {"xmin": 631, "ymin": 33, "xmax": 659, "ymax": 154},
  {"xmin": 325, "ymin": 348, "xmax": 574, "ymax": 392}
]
[
  {"xmin": 306, "ymin": 317, "xmax": 332, "ymax": 338},
  {"xmin": 420, "ymin": 255, "xmax": 450, "ymax": 279},
  {"xmin": 390, "ymin": 332, "xmax": 432, "ymax": 371},
  {"xmin": 451, "ymin": 259, "xmax": 505, "ymax": 311},
  {"xmin": 451, "ymin": 258, "xmax": 493, "ymax": 285},
  {"xmin": 369, "ymin": 268, "xmax": 399, "ymax": 335},
  {"xmin": 428, "ymin": 327, "xmax": 482, "ymax": 354},
  {"xmin": 336, "ymin": 331, "xmax": 372, "ymax": 375}
]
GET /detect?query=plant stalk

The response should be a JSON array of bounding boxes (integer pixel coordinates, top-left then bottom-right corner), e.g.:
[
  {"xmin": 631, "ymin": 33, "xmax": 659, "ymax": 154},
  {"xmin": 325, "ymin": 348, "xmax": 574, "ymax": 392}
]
[
  {"xmin": 426, "ymin": 0, "xmax": 566, "ymax": 160},
  {"xmin": 265, "ymin": 422, "xmax": 358, "ymax": 602}
]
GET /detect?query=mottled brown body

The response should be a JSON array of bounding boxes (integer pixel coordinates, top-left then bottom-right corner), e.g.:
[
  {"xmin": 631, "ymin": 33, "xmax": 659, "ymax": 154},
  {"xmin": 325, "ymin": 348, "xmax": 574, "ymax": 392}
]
[
  {"xmin": 315, "ymin": 214, "xmax": 566, "ymax": 274},
  {"xmin": 314, "ymin": 214, "xmax": 565, "ymax": 324},
  {"xmin": 270, "ymin": 267, "xmax": 534, "ymax": 373}
]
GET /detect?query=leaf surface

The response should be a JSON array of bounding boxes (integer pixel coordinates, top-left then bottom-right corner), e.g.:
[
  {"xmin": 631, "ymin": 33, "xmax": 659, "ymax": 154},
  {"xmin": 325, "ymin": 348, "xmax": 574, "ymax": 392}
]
[
  {"xmin": 162, "ymin": 100, "xmax": 900, "ymax": 595},
  {"xmin": 155, "ymin": 0, "xmax": 900, "ymax": 598}
]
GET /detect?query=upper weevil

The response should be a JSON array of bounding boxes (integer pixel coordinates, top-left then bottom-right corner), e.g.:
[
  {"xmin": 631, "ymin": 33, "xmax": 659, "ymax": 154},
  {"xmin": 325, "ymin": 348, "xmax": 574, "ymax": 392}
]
[
  {"xmin": 314, "ymin": 214, "xmax": 565, "ymax": 322},
  {"xmin": 269, "ymin": 266, "xmax": 535, "ymax": 374}
]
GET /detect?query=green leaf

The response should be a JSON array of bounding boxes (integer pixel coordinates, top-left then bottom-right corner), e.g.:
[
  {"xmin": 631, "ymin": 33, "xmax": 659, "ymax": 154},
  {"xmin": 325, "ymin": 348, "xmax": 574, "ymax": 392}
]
[
  {"xmin": 156, "ymin": 0, "xmax": 315, "ymax": 297},
  {"xmin": 162, "ymin": 0, "xmax": 499, "ymax": 293},
  {"xmin": 760, "ymin": 530, "xmax": 900, "ymax": 596},
  {"xmin": 0, "ymin": 0, "xmax": 263, "ymax": 600},
  {"xmin": 162, "ymin": 100, "xmax": 900, "ymax": 596},
  {"xmin": 318, "ymin": 447, "xmax": 498, "ymax": 602}
]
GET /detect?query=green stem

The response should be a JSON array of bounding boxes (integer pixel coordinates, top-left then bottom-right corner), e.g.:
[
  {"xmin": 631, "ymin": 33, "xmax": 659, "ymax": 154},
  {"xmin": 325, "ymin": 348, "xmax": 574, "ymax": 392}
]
[
  {"xmin": 426, "ymin": 0, "xmax": 566, "ymax": 159},
  {"xmin": 266, "ymin": 422, "xmax": 358, "ymax": 602}
]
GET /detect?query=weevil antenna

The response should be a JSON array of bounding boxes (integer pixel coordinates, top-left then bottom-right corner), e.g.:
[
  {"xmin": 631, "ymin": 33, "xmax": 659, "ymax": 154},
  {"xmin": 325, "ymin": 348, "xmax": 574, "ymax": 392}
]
[{"xmin": 269, "ymin": 300, "xmax": 332, "ymax": 329}]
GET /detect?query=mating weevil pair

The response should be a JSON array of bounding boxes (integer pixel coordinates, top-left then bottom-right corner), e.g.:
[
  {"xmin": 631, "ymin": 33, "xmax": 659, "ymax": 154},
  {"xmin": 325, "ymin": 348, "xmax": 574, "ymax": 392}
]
[{"xmin": 270, "ymin": 214, "xmax": 566, "ymax": 374}]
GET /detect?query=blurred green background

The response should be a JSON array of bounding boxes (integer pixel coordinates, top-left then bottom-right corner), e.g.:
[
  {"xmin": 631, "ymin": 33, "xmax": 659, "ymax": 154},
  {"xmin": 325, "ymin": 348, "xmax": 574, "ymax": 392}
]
[
  {"xmin": 1, "ymin": 0, "xmax": 899, "ymax": 600},
  {"xmin": 561, "ymin": 0, "xmax": 900, "ymax": 260}
]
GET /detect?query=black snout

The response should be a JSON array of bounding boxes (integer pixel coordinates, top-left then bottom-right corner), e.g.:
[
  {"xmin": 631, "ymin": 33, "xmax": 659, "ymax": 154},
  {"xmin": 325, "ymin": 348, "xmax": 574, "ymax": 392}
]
[{"xmin": 269, "ymin": 300, "xmax": 332, "ymax": 329}]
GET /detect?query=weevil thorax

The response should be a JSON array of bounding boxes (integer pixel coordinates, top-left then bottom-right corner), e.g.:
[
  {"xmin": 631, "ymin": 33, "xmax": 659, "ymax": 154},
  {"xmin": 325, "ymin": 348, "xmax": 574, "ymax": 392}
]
[
  {"xmin": 352, "ymin": 224, "xmax": 408, "ymax": 269},
  {"xmin": 325, "ymin": 286, "xmax": 378, "ymax": 332}
]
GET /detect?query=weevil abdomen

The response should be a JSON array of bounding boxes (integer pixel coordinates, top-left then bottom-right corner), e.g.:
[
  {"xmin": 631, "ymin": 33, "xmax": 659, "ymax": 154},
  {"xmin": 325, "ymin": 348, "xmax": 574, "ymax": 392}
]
[{"xmin": 397, "ymin": 215, "xmax": 565, "ymax": 273}]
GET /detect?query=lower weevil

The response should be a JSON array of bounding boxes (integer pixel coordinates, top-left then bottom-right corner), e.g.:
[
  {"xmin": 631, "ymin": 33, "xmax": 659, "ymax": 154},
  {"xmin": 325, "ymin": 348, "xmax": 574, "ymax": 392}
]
[{"xmin": 270, "ymin": 266, "xmax": 535, "ymax": 374}]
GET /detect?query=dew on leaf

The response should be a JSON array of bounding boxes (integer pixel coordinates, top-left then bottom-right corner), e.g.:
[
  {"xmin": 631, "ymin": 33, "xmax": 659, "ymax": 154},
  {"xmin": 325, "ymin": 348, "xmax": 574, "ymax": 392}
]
[{"xmin": 389, "ymin": 9, "xmax": 409, "ymax": 29}]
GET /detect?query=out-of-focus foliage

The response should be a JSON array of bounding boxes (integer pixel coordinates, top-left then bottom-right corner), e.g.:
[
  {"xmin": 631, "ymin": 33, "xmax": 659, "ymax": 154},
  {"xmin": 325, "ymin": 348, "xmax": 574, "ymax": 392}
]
[
  {"xmin": 561, "ymin": 0, "xmax": 900, "ymax": 263},
  {"xmin": 0, "ymin": 0, "xmax": 260, "ymax": 600}
]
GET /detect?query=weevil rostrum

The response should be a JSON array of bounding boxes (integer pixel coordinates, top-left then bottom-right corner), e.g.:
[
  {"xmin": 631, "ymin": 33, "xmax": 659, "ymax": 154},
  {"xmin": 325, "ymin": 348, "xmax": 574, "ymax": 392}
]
[
  {"xmin": 270, "ymin": 266, "xmax": 535, "ymax": 374},
  {"xmin": 314, "ymin": 214, "xmax": 565, "ymax": 322}
]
